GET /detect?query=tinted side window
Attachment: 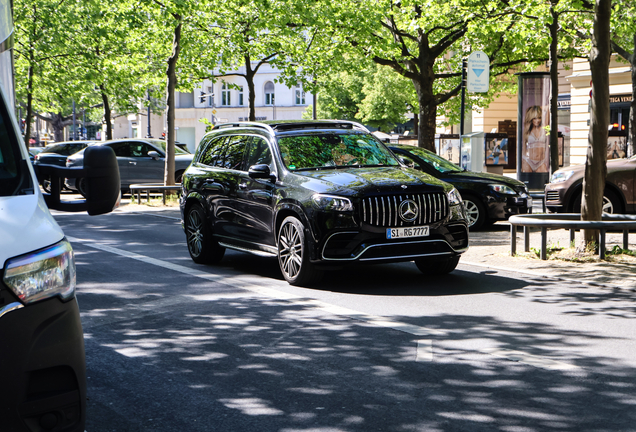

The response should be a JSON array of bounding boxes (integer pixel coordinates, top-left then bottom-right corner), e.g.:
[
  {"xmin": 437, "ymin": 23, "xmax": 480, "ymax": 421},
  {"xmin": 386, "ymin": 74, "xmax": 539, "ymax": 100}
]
[
  {"xmin": 220, "ymin": 135, "xmax": 248, "ymax": 171},
  {"xmin": 245, "ymin": 137, "xmax": 272, "ymax": 168},
  {"xmin": 109, "ymin": 142, "xmax": 132, "ymax": 157},
  {"xmin": 199, "ymin": 136, "xmax": 227, "ymax": 166}
]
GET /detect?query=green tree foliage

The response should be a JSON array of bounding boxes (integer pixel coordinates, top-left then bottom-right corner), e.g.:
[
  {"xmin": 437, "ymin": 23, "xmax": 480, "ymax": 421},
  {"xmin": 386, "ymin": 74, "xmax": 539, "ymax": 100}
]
[
  {"xmin": 305, "ymin": 63, "xmax": 416, "ymax": 131},
  {"xmin": 13, "ymin": 0, "xmax": 76, "ymax": 142},
  {"xmin": 307, "ymin": 0, "xmax": 550, "ymax": 150},
  {"xmin": 179, "ymin": 0, "xmax": 311, "ymax": 122},
  {"xmin": 70, "ymin": 0, "xmax": 167, "ymax": 140}
]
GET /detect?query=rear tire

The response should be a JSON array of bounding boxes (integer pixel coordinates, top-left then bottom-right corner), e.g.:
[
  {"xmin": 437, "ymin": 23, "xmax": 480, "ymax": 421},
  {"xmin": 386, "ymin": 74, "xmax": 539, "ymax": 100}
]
[
  {"xmin": 277, "ymin": 216, "xmax": 323, "ymax": 286},
  {"xmin": 41, "ymin": 176, "xmax": 52, "ymax": 194},
  {"xmin": 414, "ymin": 256, "xmax": 460, "ymax": 275},
  {"xmin": 463, "ymin": 196, "xmax": 487, "ymax": 230},
  {"xmin": 185, "ymin": 204, "xmax": 225, "ymax": 264},
  {"xmin": 78, "ymin": 178, "xmax": 89, "ymax": 199}
]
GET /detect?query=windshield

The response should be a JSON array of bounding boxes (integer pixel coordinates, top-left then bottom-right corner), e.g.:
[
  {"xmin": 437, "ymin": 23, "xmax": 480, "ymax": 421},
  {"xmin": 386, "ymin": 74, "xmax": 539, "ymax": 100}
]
[
  {"xmin": 400, "ymin": 146, "xmax": 463, "ymax": 174},
  {"xmin": 42, "ymin": 142, "xmax": 89, "ymax": 156},
  {"xmin": 0, "ymin": 90, "xmax": 33, "ymax": 196},
  {"xmin": 152, "ymin": 140, "xmax": 189, "ymax": 155},
  {"xmin": 277, "ymin": 132, "xmax": 400, "ymax": 171}
]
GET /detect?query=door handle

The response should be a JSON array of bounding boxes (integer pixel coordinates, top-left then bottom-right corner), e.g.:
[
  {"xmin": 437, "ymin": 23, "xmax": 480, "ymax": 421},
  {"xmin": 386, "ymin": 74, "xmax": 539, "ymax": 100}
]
[{"xmin": 129, "ymin": 161, "xmax": 137, "ymax": 165}]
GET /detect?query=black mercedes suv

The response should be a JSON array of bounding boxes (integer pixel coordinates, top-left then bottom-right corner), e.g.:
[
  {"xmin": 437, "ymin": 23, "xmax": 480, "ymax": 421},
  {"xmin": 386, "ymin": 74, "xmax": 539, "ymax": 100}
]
[{"xmin": 180, "ymin": 120, "xmax": 469, "ymax": 285}]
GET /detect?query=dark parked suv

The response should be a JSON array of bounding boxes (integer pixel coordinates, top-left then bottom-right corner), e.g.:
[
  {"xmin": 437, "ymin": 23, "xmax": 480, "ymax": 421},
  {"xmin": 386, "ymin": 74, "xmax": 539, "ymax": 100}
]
[{"xmin": 180, "ymin": 121, "xmax": 469, "ymax": 285}]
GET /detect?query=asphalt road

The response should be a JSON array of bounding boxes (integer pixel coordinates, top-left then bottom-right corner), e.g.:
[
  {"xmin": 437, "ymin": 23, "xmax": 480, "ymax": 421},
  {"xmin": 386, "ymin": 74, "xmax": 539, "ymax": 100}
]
[{"xmin": 53, "ymin": 209, "xmax": 636, "ymax": 432}]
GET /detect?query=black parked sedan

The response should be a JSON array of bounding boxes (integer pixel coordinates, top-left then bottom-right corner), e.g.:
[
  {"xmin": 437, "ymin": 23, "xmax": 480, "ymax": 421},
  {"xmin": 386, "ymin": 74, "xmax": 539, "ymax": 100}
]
[
  {"xmin": 181, "ymin": 121, "xmax": 469, "ymax": 286},
  {"xmin": 32, "ymin": 141, "xmax": 96, "ymax": 192},
  {"xmin": 390, "ymin": 145, "xmax": 532, "ymax": 230},
  {"xmin": 65, "ymin": 139, "xmax": 193, "ymax": 196}
]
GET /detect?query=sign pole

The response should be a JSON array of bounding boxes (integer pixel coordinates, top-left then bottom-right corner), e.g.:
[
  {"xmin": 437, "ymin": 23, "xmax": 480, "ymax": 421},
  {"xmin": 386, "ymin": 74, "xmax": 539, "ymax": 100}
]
[{"xmin": 460, "ymin": 60, "xmax": 466, "ymax": 136}]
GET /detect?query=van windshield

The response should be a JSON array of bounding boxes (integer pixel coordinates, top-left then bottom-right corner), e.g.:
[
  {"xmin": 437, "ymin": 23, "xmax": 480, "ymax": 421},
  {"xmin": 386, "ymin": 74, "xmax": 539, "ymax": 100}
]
[{"xmin": 0, "ymin": 92, "xmax": 33, "ymax": 196}]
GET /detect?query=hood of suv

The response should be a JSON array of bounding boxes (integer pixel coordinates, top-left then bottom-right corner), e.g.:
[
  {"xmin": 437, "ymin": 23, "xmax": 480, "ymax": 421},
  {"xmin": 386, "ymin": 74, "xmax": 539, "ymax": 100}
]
[
  {"xmin": 446, "ymin": 170, "xmax": 526, "ymax": 187},
  {"xmin": 291, "ymin": 166, "xmax": 449, "ymax": 196}
]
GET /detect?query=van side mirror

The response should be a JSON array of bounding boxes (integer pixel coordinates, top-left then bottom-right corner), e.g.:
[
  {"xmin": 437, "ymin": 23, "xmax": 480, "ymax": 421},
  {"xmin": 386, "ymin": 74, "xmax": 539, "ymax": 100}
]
[{"xmin": 36, "ymin": 146, "xmax": 120, "ymax": 215}]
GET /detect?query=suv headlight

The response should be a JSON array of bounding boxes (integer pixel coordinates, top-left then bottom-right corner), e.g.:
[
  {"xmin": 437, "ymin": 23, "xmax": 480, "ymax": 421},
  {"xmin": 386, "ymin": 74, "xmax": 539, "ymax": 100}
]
[
  {"xmin": 489, "ymin": 184, "xmax": 516, "ymax": 194},
  {"xmin": 3, "ymin": 240, "xmax": 76, "ymax": 304},
  {"xmin": 311, "ymin": 194, "xmax": 353, "ymax": 212},
  {"xmin": 550, "ymin": 170, "xmax": 574, "ymax": 184},
  {"xmin": 447, "ymin": 188, "xmax": 462, "ymax": 206}
]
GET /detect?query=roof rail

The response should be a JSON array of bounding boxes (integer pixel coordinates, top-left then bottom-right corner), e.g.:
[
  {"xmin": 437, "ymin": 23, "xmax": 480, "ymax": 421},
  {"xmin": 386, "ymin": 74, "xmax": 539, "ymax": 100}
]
[{"xmin": 212, "ymin": 122, "xmax": 275, "ymax": 135}]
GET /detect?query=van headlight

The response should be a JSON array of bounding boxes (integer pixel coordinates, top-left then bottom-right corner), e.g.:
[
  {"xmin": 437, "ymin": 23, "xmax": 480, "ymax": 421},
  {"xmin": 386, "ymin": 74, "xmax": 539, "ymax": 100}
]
[
  {"xmin": 3, "ymin": 240, "xmax": 76, "ymax": 304},
  {"xmin": 312, "ymin": 194, "xmax": 353, "ymax": 212},
  {"xmin": 447, "ymin": 188, "xmax": 463, "ymax": 206}
]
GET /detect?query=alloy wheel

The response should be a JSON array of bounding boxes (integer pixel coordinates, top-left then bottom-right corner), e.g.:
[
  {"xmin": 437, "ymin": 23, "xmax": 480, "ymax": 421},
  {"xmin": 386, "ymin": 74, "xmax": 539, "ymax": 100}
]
[
  {"xmin": 463, "ymin": 200, "xmax": 479, "ymax": 227},
  {"xmin": 186, "ymin": 208, "xmax": 204, "ymax": 257},
  {"xmin": 278, "ymin": 221, "xmax": 303, "ymax": 280}
]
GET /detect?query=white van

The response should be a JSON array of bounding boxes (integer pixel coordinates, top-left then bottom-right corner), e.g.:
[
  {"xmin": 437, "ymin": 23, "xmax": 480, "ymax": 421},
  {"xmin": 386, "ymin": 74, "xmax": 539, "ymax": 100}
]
[{"xmin": 0, "ymin": 2, "xmax": 119, "ymax": 430}]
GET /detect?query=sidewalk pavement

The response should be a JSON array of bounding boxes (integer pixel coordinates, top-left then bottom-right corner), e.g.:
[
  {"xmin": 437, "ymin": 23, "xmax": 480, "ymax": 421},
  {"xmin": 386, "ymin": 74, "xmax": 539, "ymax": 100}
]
[{"xmin": 115, "ymin": 201, "xmax": 636, "ymax": 291}]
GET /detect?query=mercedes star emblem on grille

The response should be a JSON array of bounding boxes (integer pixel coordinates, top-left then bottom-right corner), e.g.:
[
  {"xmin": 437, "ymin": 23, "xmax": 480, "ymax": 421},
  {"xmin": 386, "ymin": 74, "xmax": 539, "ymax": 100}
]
[{"xmin": 399, "ymin": 199, "xmax": 419, "ymax": 222}]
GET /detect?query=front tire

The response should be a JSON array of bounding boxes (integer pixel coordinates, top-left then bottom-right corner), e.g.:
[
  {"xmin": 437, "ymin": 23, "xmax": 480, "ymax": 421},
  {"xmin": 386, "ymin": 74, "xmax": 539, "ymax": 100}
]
[
  {"xmin": 277, "ymin": 216, "xmax": 322, "ymax": 286},
  {"xmin": 414, "ymin": 256, "xmax": 460, "ymax": 275},
  {"xmin": 463, "ymin": 196, "xmax": 487, "ymax": 230},
  {"xmin": 571, "ymin": 189, "xmax": 623, "ymax": 214},
  {"xmin": 185, "ymin": 204, "xmax": 225, "ymax": 264}
]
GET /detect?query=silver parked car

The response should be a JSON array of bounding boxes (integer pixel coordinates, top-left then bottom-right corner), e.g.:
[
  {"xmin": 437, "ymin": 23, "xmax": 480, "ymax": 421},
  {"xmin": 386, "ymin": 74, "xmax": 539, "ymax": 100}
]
[{"xmin": 65, "ymin": 139, "xmax": 193, "ymax": 196}]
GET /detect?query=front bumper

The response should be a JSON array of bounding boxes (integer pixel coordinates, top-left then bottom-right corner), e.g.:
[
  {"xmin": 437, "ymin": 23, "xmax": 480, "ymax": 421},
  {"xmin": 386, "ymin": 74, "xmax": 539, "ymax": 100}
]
[
  {"xmin": 316, "ymin": 221, "xmax": 468, "ymax": 263},
  {"xmin": 0, "ymin": 288, "xmax": 86, "ymax": 432},
  {"xmin": 486, "ymin": 194, "xmax": 533, "ymax": 220},
  {"xmin": 544, "ymin": 183, "xmax": 568, "ymax": 212}
]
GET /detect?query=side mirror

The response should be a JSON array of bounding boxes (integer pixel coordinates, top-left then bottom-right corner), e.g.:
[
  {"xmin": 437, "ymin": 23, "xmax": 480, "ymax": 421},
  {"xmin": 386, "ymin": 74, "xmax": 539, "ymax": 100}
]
[
  {"xmin": 248, "ymin": 164, "xmax": 275, "ymax": 181},
  {"xmin": 83, "ymin": 145, "xmax": 121, "ymax": 215},
  {"xmin": 36, "ymin": 146, "xmax": 120, "ymax": 215},
  {"xmin": 147, "ymin": 151, "xmax": 161, "ymax": 159}
]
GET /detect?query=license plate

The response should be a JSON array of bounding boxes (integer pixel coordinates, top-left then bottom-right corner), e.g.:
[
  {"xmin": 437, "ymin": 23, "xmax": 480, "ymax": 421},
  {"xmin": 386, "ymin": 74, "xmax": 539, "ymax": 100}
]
[{"xmin": 386, "ymin": 226, "xmax": 430, "ymax": 239}]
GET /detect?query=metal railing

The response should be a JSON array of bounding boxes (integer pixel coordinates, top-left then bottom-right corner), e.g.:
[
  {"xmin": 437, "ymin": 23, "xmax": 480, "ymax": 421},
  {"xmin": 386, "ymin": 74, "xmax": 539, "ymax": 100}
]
[
  {"xmin": 129, "ymin": 183, "xmax": 182, "ymax": 205},
  {"xmin": 508, "ymin": 213, "xmax": 636, "ymax": 260}
]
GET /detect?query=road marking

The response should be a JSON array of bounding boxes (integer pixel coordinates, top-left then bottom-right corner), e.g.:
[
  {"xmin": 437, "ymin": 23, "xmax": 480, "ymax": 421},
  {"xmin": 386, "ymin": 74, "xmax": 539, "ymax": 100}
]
[
  {"xmin": 67, "ymin": 236, "xmax": 581, "ymax": 371},
  {"xmin": 416, "ymin": 339, "xmax": 433, "ymax": 362},
  {"xmin": 481, "ymin": 348, "xmax": 581, "ymax": 371}
]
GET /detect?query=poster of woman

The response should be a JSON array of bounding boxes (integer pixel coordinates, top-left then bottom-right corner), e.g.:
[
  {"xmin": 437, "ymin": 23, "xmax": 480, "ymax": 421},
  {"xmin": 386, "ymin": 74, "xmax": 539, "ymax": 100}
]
[
  {"xmin": 519, "ymin": 74, "xmax": 551, "ymax": 174},
  {"xmin": 521, "ymin": 105, "xmax": 549, "ymax": 172}
]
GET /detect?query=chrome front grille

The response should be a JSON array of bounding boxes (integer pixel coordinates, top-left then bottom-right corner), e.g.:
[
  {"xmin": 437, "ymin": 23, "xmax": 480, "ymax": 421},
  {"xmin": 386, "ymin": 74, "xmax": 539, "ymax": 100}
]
[
  {"xmin": 361, "ymin": 193, "xmax": 448, "ymax": 227},
  {"xmin": 546, "ymin": 191, "xmax": 560, "ymax": 202}
]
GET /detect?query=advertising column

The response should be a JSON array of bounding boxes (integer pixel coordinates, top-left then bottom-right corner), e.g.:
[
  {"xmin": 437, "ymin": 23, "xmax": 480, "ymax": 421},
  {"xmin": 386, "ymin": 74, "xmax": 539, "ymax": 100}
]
[{"xmin": 517, "ymin": 72, "xmax": 551, "ymax": 190}]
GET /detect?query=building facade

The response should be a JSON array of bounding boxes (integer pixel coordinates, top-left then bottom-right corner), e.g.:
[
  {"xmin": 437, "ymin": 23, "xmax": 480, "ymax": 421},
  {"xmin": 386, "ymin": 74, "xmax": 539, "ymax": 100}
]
[{"xmin": 111, "ymin": 63, "xmax": 312, "ymax": 153}]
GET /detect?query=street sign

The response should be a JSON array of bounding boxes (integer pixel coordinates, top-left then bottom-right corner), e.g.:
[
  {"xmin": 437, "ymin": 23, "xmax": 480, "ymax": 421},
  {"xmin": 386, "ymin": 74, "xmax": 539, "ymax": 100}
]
[{"xmin": 467, "ymin": 51, "xmax": 490, "ymax": 93}]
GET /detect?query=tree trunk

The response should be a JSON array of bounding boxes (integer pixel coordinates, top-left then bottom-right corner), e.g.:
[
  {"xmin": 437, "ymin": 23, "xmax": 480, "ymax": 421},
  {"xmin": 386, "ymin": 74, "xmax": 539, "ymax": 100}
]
[
  {"xmin": 50, "ymin": 113, "xmax": 65, "ymax": 142},
  {"xmin": 413, "ymin": 80, "xmax": 437, "ymax": 152},
  {"xmin": 548, "ymin": 5, "xmax": 560, "ymax": 175},
  {"xmin": 165, "ymin": 16, "xmax": 182, "ymax": 186},
  {"xmin": 100, "ymin": 84, "xmax": 112, "ymax": 140},
  {"xmin": 580, "ymin": 0, "xmax": 611, "ymax": 250},
  {"xmin": 244, "ymin": 55, "xmax": 256, "ymax": 121},
  {"xmin": 24, "ymin": 64, "xmax": 34, "ymax": 145}
]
